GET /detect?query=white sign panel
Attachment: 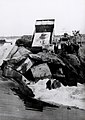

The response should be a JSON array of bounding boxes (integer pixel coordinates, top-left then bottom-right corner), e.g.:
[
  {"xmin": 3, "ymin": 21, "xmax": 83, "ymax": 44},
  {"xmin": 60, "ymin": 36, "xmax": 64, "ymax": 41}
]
[
  {"xmin": 36, "ymin": 20, "xmax": 54, "ymax": 25},
  {"xmin": 32, "ymin": 32, "xmax": 51, "ymax": 47}
]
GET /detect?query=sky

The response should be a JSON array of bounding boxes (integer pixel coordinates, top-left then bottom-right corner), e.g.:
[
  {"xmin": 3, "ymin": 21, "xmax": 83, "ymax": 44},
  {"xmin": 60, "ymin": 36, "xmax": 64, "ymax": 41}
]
[{"xmin": 0, "ymin": 0, "xmax": 85, "ymax": 36}]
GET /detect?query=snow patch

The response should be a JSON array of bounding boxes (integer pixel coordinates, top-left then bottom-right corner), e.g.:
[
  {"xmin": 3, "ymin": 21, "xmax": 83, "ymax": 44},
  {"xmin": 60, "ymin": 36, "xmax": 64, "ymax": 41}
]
[{"xmin": 28, "ymin": 79, "xmax": 85, "ymax": 110}]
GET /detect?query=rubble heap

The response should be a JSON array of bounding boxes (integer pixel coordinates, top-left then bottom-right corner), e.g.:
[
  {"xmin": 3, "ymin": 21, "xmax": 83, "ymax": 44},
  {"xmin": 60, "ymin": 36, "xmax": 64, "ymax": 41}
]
[{"xmin": 1, "ymin": 37, "xmax": 85, "ymax": 97}]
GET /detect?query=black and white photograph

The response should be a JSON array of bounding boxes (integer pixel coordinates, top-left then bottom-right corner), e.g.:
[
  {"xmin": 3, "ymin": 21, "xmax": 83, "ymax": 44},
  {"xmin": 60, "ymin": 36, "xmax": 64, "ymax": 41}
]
[{"xmin": 0, "ymin": 0, "xmax": 85, "ymax": 120}]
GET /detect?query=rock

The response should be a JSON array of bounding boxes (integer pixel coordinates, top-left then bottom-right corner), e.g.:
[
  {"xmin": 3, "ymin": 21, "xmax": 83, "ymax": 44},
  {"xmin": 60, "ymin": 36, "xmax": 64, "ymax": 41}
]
[
  {"xmin": 31, "ymin": 63, "xmax": 52, "ymax": 80},
  {"xmin": 59, "ymin": 55, "xmax": 80, "ymax": 86},
  {"xmin": 63, "ymin": 66, "xmax": 78, "ymax": 86},
  {"xmin": 2, "ymin": 66, "xmax": 15, "ymax": 78},
  {"xmin": 2, "ymin": 66, "xmax": 35, "ymax": 97},
  {"xmin": 18, "ymin": 83, "xmax": 35, "ymax": 97},
  {"xmin": 30, "ymin": 47, "xmax": 42, "ymax": 54},
  {"xmin": 64, "ymin": 54, "xmax": 82, "ymax": 78},
  {"xmin": 52, "ymin": 80, "xmax": 61, "ymax": 89},
  {"xmin": 16, "ymin": 38, "xmax": 32, "ymax": 48},
  {"xmin": 78, "ymin": 46, "xmax": 85, "ymax": 83},
  {"xmin": 4, "ymin": 44, "xmax": 33, "ymax": 73},
  {"xmin": 38, "ymin": 52, "xmax": 65, "ymax": 66},
  {"xmin": 65, "ymin": 54, "xmax": 81, "ymax": 67},
  {"xmin": 46, "ymin": 79, "xmax": 61, "ymax": 90},
  {"xmin": 78, "ymin": 46, "xmax": 85, "ymax": 64},
  {"xmin": 29, "ymin": 53, "xmax": 42, "ymax": 61}
]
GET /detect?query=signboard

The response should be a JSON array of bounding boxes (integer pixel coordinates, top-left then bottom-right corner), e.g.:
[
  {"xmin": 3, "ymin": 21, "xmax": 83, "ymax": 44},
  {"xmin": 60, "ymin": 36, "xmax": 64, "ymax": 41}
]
[
  {"xmin": 32, "ymin": 32, "xmax": 51, "ymax": 47},
  {"xmin": 35, "ymin": 19, "xmax": 55, "ymax": 25},
  {"xmin": 32, "ymin": 19, "xmax": 55, "ymax": 48}
]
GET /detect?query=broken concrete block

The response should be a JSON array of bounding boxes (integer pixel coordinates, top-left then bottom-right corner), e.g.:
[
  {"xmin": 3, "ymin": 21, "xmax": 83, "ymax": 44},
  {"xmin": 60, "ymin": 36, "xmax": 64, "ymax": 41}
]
[{"xmin": 31, "ymin": 63, "xmax": 52, "ymax": 79}]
